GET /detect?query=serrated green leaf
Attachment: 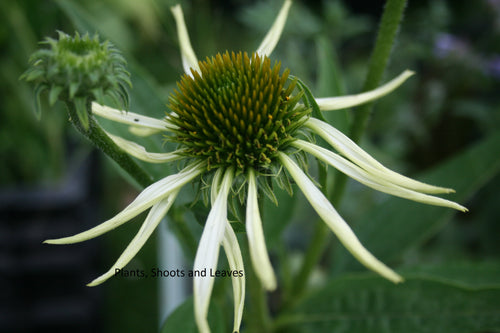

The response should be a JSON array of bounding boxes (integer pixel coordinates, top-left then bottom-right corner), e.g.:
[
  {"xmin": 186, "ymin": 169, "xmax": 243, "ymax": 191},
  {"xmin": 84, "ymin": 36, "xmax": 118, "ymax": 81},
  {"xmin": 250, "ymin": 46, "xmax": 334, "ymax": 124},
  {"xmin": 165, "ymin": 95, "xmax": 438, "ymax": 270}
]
[
  {"xmin": 161, "ymin": 297, "xmax": 225, "ymax": 333},
  {"xmin": 333, "ymin": 131, "xmax": 500, "ymax": 273},
  {"xmin": 283, "ymin": 273, "xmax": 500, "ymax": 333}
]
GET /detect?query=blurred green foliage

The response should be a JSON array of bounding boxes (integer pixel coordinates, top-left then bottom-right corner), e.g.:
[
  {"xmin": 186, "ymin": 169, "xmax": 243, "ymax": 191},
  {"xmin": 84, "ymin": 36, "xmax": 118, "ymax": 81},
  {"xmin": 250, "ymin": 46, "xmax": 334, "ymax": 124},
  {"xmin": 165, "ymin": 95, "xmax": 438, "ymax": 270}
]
[{"xmin": 2, "ymin": 0, "xmax": 499, "ymax": 332}]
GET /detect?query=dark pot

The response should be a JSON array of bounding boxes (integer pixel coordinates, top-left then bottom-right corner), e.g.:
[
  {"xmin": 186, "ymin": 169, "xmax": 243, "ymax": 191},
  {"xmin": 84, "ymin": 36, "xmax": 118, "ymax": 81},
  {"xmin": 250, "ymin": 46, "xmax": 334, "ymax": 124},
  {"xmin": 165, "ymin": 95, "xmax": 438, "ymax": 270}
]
[{"xmin": 0, "ymin": 152, "xmax": 103, "ymax": 333}]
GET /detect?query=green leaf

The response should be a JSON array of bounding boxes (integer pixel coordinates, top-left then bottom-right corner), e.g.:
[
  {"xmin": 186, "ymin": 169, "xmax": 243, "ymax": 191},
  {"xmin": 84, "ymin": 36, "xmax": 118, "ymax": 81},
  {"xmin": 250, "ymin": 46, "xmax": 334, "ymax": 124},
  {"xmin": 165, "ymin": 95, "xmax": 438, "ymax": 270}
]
[
  {"xmin": 333, "ymin": 131, "xmax": 500, "ymax": 273},
  {"xmin": 161, "ymin": 297, "xmax": 226, "ymax": 333},
  {"xmin": 401, "ymin": 261, "xmax": 500, "ymax": 289},
  {"xmin": 282, "ymin": 273, "xmax": 500, "ymax": 333}
]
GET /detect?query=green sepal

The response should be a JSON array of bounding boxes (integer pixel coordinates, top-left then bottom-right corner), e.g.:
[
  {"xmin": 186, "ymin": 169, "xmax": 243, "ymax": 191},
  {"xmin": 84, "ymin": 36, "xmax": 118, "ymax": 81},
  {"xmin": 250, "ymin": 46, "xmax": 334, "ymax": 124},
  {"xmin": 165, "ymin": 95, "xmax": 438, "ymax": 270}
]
[
  {"xmin": 74, "ymin": 98, "xmax": 89, "ymax": 130},
  {"xmin": 69, "ymin": 80, "xmax": 80, "ymax": 99},
  {"xmin": 117, "ymin": 83, "xmax": 130, "ymax": 109},
  {"xmin": 291, "ymin": 75, "xmax": 327, "ymax": 123},
  {"xmin": 107, "ymin": 90, "xmax": 123, "ymax": 109},
  {"xmin": 33, "ymin": 84, "xmax": 46, "ymax": 120},
  {"xmin": 273, "ymin": 164, "xmax": 293, "ymax": 196},
  {"xmin": 22, "ymin": 67, "xmax": 45, "ymax": 82},
  {"xmin": 49, "ymin": 85, "xmax": 64, "ymax": 106},
  {"xmin": 257, "ymin": 175, "xmax": 278, "ymax": 206},
  {"xmin": 88, "ymin": 71, "xmax": 100, "ymax": 85},
  {"xmin": 91, "ymin": 87, "xmax": 105, "ymax": 104}
]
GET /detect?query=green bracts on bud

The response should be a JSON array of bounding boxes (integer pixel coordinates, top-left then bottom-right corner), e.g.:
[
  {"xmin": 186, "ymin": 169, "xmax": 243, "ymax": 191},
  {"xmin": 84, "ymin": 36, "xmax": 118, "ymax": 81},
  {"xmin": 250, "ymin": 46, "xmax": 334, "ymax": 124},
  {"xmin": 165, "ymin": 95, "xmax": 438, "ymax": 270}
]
[{"xmin": 21, "ymin": 31, "xmax": 131, "ymax": 129}]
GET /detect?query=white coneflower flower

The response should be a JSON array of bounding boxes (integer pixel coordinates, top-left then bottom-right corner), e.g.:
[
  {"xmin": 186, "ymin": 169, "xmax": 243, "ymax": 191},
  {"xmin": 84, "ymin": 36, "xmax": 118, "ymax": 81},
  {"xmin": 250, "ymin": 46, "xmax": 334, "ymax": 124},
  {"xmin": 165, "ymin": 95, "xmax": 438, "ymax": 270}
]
[{"xmin": 45, "ymin": 1, "xmax": 467, "ymax": 332}]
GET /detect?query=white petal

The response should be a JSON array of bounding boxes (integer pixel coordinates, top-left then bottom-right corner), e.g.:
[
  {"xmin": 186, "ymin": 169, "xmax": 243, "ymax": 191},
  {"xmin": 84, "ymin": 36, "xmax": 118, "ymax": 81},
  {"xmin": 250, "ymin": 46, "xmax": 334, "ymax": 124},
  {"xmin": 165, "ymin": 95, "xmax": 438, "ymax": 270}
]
[
  {"xmin": 315, "ymin": 70, "xmax": 414, "ymax": 111},
  {"xmin": 87, "ymin": 192, "xmax": 178, "ymax": 286},
  {"xmin": 170, "ymin": 5, "xmax": 201, "ymax": 75},
  {"xmin": 222, "ymin": 222, "xmax": 245, "ymax": 333},
  {"xmin": 92, "ymin": 102, "xmax": 175, "ymax": 133},
  {"xmin": 105, "ymin": 131, "xmax": 184, "ymax": 164},
  {"xmin": 44, "ymin": 162, "xmax": 204, "ymax": 244},
  {"xmin": 210, "ymin": 168, "xmax": 224, "ymax": 205},
  {"xmin": 306, "ymin": 117, "xmax": 455, "ymax": 194},
  {"xmin": 278, "ymin": 152, "xmax": 403, "ymax": 283},
  {"xmin": 246, "ymin": 169, "xmax": 277, "ymax": 290},
  {"xmin": 194, "ymin": 169, "xmax": 233, "ymax": 333},
  {"xmin": 293, "ymin": 140, "xmax": 467, "ymax": 212},
  {"xmin": 128, "ymin": 126, "xmax": 164, "ymax": 137},
  {"xmin": 255, "ymin": 0, "xmax": 292, "ymax": 57}
]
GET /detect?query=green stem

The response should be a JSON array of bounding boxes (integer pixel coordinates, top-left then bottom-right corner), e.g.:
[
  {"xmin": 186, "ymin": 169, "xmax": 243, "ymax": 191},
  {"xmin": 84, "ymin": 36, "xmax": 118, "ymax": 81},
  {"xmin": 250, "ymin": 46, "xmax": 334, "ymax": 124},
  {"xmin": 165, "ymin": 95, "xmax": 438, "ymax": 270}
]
[
  {"xmin": 331, "ymin": 0, "xmax": 408, "ymax": 213},
  {"xmin": 349, "ymin": 0, "xmax": 408, "ymax": 143},
  {"xmin": 289, "ymin": 218, "xmax": 329, "ymax": 302},
  {"xmin": 65, "ymin": 99, "xmax": 153, "ymax": 188},
  {"xmin": 288, "ymin": 164, "xmax": 330, "ymax": 303},
  {"xmin": 243, "ymin": 239, "xmax": 273, "ymax": 333}
]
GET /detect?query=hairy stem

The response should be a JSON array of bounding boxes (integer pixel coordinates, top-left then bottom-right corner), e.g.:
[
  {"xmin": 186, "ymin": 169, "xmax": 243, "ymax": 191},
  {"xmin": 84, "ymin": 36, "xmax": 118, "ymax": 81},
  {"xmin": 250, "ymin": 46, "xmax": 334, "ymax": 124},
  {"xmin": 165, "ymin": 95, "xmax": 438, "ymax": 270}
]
[
  {"xmin": 350, "ymin": 0, "xmax": 408, "ymax": 143},
  {"xmin": 65, "ymin": 99, "xmax": 152, "ymax": 188}
]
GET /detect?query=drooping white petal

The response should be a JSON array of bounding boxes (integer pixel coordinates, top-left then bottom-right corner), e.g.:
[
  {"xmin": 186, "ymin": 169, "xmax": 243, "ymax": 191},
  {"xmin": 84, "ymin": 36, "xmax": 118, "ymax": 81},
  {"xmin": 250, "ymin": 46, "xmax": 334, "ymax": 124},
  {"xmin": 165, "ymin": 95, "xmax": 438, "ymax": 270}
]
[
  {"xmin": 44, "ymin": 162, "xmax": 204, "ymax": 244},
  {"xmin": 92, "ymin": 102, "xmax": 175, "ymax": 133},
  {"xmin": 293, "ymin": 140, "xmax": 467, "ymax": 212},
  {"xmin": 255, "ymin": 0, "xmax": 292, "ymax": 57},
  {"xmin": 222, "ymin": 221, "xmax": 245, "ymax": 333},
  {"xmin": 315, "ymin": 70, "xmax": 414, "ymax": 111},
  {"xmin": 278, "ymin": 152, "xmax": 403, "ymax": 283},
  {"xmin": 246, "ymin": 169, "xmax": 277, "ymax": 290},
  {"xmin": 210, "ymin": 168, "xmax": 224, "ymax": 205},
  {"xmin": 88, "ymin": 192, "xmax": 178, "ymax": 286},
  {"xmin": 128, "ymin": 126, "xmax": 164, "ymax": 137},
  {"xmin": 194, "ymin": 169, "xmax": 233, "ymax": 333},
  {"xmin": 105, "ymin": 131, "xmax": 184, "ymax": 164},
  {"xmin": 306, "ymin": 117, "xmax": 455, "ymax": 194},
  {"xmin": 170, "ymin": 4, "xmax": 201, "ymax": 75}
]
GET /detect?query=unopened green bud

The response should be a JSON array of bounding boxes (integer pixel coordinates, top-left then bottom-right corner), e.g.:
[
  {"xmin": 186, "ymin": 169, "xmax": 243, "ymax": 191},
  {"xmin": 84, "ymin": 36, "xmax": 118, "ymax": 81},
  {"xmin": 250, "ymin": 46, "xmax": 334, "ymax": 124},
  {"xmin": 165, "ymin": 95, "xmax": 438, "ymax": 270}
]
[{"xmin": 21, "ymin": 31, "xmax": 131, "ymax": 129}]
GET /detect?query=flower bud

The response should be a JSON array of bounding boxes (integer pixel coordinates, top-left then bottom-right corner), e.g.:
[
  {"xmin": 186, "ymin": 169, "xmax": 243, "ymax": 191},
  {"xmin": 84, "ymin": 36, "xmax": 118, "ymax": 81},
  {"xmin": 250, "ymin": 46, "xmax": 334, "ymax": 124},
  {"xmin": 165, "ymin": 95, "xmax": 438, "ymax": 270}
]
[{"xmin": 21, "ymin": 31, "xmax": 131, "ymax": 129}]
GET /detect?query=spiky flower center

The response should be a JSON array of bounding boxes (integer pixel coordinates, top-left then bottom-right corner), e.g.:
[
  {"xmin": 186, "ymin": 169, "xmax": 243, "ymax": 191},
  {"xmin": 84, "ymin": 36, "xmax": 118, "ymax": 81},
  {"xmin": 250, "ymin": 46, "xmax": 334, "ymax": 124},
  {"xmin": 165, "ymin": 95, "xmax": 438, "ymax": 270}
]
[{"xmin": 168, "ymin": 51, "xmax": 309, "ymax": 172}]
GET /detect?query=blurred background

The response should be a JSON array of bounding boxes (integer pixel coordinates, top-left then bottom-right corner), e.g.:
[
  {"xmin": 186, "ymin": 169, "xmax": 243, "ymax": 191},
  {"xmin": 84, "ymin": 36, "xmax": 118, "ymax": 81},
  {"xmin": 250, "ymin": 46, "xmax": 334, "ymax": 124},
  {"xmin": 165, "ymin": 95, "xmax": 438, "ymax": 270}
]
[{"xmin": 1, "ymin": 0, "xmax": 499, "ymax": 332}]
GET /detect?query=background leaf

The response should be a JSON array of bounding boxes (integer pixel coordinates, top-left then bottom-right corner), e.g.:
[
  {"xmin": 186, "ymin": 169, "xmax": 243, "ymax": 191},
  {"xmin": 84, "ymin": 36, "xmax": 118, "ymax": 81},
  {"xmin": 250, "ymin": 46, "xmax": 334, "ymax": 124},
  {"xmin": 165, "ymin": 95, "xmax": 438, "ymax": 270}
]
[
  {"xmin": 161, "ymin": 297, "xmax": 225, "ymax": 333},
  {"xmin": 283, "ymin": 271, "xmax": 500, "ymax": 333},
  {"xmin": 400, "ymin": 261, "xmax": 500, "ymax": 289}
]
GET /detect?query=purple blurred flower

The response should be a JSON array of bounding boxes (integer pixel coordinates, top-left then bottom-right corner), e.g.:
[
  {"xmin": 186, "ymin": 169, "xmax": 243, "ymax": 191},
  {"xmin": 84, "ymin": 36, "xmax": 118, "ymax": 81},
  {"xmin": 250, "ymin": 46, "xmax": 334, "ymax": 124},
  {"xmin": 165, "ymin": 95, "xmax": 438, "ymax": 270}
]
[{"xmin": 434, "ymin": 33, "xmax": 470, "ymax": 58}]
